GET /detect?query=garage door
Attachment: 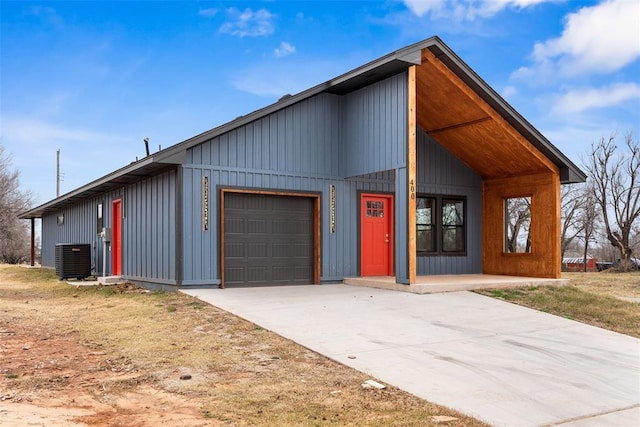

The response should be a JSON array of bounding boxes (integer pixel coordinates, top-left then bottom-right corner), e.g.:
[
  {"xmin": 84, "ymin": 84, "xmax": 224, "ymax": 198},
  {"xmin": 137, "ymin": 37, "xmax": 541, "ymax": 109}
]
[{"xmin": 224, "ymin": 193, "xmax": 314, "ymax": 286}]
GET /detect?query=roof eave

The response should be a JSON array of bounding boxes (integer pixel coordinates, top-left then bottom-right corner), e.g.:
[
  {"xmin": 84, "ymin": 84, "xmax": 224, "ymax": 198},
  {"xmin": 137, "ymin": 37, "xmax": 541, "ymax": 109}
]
[{"xmin": 19, "ymin": 154, "xmax": 183, "ymax": 219}]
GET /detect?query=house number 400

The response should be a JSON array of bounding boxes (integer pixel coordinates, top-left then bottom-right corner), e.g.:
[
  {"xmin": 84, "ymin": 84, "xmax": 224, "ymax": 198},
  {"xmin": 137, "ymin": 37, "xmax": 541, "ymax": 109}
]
[{"xmin": 409, "ymin": 179, "xmax": 415, "ymax": 200}]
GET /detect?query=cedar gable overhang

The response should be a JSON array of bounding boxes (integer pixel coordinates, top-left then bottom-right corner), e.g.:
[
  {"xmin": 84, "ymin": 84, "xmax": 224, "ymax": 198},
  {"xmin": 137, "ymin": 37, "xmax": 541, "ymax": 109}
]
[{"xmin": 414, "ymin": 43, "xmax": 579, "ymax": 182}]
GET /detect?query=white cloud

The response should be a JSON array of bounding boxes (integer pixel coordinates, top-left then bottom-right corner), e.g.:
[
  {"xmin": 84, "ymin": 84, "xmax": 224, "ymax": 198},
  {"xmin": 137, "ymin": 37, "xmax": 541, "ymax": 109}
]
[
  {"xmin": 274, "ymin": 42, "xmax": 296, "ymax": 58},
  {"xmin": 0, "ymin": 115, "xmax": 136, "ymax": 201},
  {"xmin": 402, "ymin": 1, "xmax": 444, "ymax": 18},
  {"xmin": 28, "ymin": 5, "xmax": 64, "ymax": 28},
  {"xmin": 198, "ymin": 8, "xmax": 218, "ymax": 18},
  {"xmin": 522, "ymin": 0, "xmax": 640, "ymax": 77},
  {"xmin": 231, "ymin": 59, "xmax": 348, "ymax": 98},
  {"xmin": 231, "ymin": 69, "xmax": 304, "ymax": 98},
  {"xmin": 552, "ymin": 82, "xmax": 640, "ymax": 114},
  {"xmin": 402, "ymin": 0, "xmax": 553, "ymax": 20},
  {"xmin": 502, "ymin": 85, "xmax": 518, "ymax": 98},
  {"xmin": 1, "ymin": 116, "xmax": 111, "ymax": 144},
  {"xmin": 219, "ymin": 8, "xmax": 275, "ymax": 38}
]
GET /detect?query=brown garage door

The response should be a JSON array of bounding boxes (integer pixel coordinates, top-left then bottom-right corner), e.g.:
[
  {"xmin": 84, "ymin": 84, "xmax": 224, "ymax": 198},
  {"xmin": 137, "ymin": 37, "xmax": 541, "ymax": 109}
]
[{"xmin": 224, "ymin": 193, "xmax": 314, "ymax": 286}]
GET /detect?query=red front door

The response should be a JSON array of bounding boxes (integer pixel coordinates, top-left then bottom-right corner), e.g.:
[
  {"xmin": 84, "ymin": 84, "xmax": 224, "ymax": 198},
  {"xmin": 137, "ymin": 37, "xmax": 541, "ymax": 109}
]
[
  {"xmin": 361, "ymin": 194, "xmax": 393, "ymax": 276},
  {"xmin": 112, "ymin": 199, "xmax": 122, "ymax": 275}
]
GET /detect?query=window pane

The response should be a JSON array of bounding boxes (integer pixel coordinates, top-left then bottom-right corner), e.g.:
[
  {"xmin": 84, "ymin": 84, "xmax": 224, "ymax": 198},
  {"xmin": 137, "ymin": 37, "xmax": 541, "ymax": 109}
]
[
  {"xmin": 96, "ymin": 203, "xmax": 103, "ymax": 234},
  {"xmin": 442, "ymin": 226, "xmax": 464, "ymax": 252},
  {"xmin": 442, "ymin": 200, "xmax": 464, "ymax": 226},
  {"xmin": 504, "ymin": 197, "xmax": 531, "ymax": 253},
  {"xmin": 416, "ymin": 198, "xmax": 435, "ymax": 225},
  {"xmin": 417, "ymin": 226, "xmax": 435, "ymax": 252}
]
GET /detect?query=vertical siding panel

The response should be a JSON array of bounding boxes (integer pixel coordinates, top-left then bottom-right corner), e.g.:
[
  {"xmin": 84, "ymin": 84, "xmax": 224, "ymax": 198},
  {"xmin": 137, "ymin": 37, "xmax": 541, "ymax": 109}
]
[
  {"xmin": 181, "ymin": 168, "xmax": 191, "ymax": 281},
  {"xmin": 191, "ymin": 145, "xmax": 201, "ymax": 164},
  {"xmin": 220, "ymin": 134, "xmax": 229, "ymax": 167},
  {"xmin": 211, "ymin": 136, "xmax": 219, "ymax": 165},
  {"xmin": 269, "ymin": 115, "xmax": 277, "ymax": 171},
  {"xmin": 252, "ymin": 121, "xmax": 261, "ymax": 169},
  {"xmin": 341, "ymin": 73, "xmax": 407, "ymax": 177},
  {"xmin": 238, "ymin": 127, "xmax": 247, "ymax": 168},
  {"xmin": 201, "ymin": 143, "xmax": 210, "ymax": 169},
  {"xmin": 245, "ymin": 123, "xmax": 254, "ymax": 169}
]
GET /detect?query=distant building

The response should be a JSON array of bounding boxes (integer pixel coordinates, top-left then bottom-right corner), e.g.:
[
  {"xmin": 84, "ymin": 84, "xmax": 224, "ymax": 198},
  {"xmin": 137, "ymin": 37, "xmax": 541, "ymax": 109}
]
[{"xmin": 563, "ymin": 256, "xmax": 598, "ymax": 272}]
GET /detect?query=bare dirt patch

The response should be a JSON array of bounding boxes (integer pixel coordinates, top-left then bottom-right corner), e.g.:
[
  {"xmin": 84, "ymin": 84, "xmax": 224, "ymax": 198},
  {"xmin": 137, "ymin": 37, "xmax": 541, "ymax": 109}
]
[{"xmin": 0, "ymin": 265, "xmax": 486, "ymax": 426}]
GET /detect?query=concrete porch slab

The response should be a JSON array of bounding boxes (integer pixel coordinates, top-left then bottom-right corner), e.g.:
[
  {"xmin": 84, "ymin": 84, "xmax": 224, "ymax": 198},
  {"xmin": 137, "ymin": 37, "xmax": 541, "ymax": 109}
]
[{"xmin": 343, "ymin": 274, "xmax": 568, "ymax": 294}]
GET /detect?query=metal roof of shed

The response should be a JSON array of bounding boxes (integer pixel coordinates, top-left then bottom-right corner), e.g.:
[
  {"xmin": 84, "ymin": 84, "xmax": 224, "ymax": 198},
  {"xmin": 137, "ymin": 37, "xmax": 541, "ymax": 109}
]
[{"xmin": 19, "ymin": 36, "xmax": 585, "ymax": 220}]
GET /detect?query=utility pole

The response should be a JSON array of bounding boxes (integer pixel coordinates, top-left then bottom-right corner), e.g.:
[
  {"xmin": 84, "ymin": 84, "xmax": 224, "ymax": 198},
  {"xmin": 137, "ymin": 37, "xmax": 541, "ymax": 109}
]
[{"xmin": 56, "ymin": 149, "xmax": 60, "ymax": 197}]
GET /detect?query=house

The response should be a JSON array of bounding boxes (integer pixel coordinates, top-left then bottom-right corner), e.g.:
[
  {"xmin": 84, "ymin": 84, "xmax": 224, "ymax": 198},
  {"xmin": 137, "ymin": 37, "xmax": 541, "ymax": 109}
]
[
  {"xmin": 19, "ymin": 36, "xmax": 586, "ymax": 289},
  {"xmin": 563, "ymin": 256, "xmax": 598, "ymax": 272}
]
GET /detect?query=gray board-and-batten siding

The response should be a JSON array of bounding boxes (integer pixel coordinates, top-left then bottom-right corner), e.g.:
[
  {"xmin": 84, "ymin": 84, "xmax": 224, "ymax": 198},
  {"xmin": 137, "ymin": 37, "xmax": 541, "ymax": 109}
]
[
  {"xmin": 183, "ymin": 73, "xmax": 481, "ymax": 285},
  {"xmin": 42, "ymin": 71, "xmax": 481, "ymax": 287},
  {"xmin": 41, "ymin": 169, "xmax": 178, "ymax": 284},
  {"xmin": 183, "ymin": 74, "xmax": 409, "ymax": 285}
]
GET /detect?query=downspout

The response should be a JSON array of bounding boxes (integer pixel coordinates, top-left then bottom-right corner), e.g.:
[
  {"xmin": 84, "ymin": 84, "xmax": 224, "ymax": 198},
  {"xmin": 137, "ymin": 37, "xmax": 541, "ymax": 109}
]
[{"xmin": 175, "ymin": 165, "xmax": 183, "ymax": 287}]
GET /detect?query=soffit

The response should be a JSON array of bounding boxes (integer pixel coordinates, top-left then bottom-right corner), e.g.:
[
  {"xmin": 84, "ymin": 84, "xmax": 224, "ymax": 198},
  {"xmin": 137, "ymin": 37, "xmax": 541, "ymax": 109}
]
[
  {"xmin": 19, "ymin": 161, "xmax": 177, "ymax": 219},
  {"xmin": 415, "ymin": 48, "xmax": 557, "ymax": 179}
]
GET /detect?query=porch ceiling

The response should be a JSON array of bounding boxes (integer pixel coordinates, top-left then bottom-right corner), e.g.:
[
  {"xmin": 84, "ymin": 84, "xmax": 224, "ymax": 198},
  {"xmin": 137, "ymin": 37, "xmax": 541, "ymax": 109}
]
[{"xmin": 416, "ymin": 49, "xmax": 557, "ymax": 179}]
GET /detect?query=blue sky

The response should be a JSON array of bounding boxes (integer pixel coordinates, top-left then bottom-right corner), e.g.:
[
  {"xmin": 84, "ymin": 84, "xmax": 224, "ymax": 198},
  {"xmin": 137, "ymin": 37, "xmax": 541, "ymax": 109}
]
[{"xmin": 1, "ymin": 0, "xmax": 639, "ymax": 206}]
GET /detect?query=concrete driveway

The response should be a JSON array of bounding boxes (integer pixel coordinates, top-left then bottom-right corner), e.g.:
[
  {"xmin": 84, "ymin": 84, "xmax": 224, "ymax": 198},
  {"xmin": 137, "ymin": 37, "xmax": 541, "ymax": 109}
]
[{"xmin": 183, "ymin": 285, "xmax": 640, "ymax": 426}]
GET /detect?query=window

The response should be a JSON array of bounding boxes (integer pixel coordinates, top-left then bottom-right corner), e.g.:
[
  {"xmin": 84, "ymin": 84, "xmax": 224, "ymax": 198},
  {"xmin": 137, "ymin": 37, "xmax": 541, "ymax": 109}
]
[
  {"xmin": 442, "ymin": 199, "xmax": 465, "ymax": 252},
  {"xmin": 416, "ymin": 195, "xmax": 465, "ymax": 255},
  {"xmin": 57, "ymin": 213, "xmax": 64, "ymax": 225},
  {"xmin": 366, "ymin": 201, "xmax": 385, "ymax": 218},
  {"xmin": 416, "ymin": 198, "xmax": 435, "ymax": 252},
  {"xmin": 504, "ymin": 196, "xmax": 531, "ymax": 253},
  {"xmin": 96, "ymin": 203, "xmax": 103, "ymax": 234}
]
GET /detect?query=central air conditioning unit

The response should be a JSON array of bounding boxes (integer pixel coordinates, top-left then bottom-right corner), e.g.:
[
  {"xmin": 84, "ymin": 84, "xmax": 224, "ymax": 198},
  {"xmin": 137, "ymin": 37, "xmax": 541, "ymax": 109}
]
[{"xmin": 55, "ymin": 243, "xmax": 92, "ymax": 280}]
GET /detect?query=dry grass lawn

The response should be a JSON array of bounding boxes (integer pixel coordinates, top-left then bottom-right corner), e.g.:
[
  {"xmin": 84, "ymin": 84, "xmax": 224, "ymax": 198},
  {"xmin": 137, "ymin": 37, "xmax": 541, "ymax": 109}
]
[
  {"xmin": 0, "ymin": 265, "xmax": 487, "ymax": 426},
  {"xmin": 477, "ymin": 271, "xmax": 640, "ymax": 338}
]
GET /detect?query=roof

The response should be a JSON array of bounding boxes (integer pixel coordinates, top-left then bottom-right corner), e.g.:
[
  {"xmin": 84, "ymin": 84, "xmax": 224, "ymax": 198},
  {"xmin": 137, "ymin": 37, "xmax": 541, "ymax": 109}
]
[
  {"xmin": 563, "ymin": 257, "xmax": 595, "ymax": 264},
  {"xmin": 20, "ymin": 36, "xmax": 586, "ymax": 220}
]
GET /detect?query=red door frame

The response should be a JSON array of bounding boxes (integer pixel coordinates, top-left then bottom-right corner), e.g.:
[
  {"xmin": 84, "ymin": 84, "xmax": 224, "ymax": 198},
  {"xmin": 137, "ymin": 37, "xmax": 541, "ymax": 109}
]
[
  {"xmin": 360, "ymin": 193, "xmax": 394, "ymax": 276},
  {"xmin": 112, "ymin": 199, "xmax": 122, "ymax": 276}
]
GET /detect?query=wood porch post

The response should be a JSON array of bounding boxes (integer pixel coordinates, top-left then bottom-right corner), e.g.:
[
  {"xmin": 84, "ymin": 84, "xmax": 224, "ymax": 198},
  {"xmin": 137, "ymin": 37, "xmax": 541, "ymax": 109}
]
[
  {"xmin": 30, "ymin": 218, "xmax": 35, "ymax": 266},
  {"xmin": 407, "ymin": 66, "xmax": 417, "ymax": 284}
]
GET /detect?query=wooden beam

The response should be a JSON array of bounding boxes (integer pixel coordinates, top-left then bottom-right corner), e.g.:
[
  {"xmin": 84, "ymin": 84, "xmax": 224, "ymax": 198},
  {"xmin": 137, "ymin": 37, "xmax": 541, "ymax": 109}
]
[
  {"xmin": 407, "ymin": 66, "xmax": 417, "ymax": 284},
  {"xmin": 426, "ymin": 116, "xmax": 492, "ymax": 135}
]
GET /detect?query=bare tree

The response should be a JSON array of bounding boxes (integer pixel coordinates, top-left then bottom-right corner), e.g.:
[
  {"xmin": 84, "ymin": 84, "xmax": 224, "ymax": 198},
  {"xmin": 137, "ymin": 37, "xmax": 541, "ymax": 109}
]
[
  {"xmin": 505, "ymin": 197, "xmax": 531, "ymax": 253},
  {"xmin": 561, "ymin": 183, "xmax": 586, "ymax": 259},
  {"xmin": 585, "ymin": 132, "xmax": 640, "ymax": 271},
  {"xmin": 0, "ymin": 144, "xmax": 33, "ymax": 263},
  {"xmin": 580, "ymin": 185, "xmax": 599, "ymax": 272}
]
